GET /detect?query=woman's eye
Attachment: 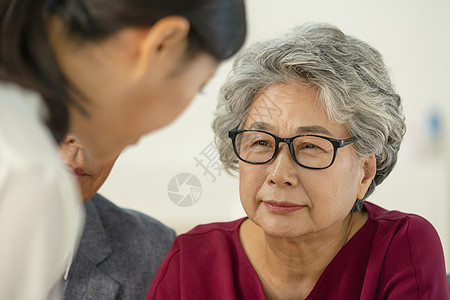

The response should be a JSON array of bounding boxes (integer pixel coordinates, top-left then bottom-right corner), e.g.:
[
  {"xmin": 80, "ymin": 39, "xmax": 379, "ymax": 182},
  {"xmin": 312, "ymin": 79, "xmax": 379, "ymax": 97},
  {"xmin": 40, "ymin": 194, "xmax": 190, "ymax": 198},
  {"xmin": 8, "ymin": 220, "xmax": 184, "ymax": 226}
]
[
  {"xmin": 304, "ymin": 143, "xmax": 319, "ymax": 149},
  {"xmin": 257, "ymin": 140, "xmax": 270, "ymax": 146},
  {"xmin": 298, "ymin": 143, "xmax": 324, "ymax": 152},
  {"xmin": 250, "ymin": 140, "xmax": 270, "ymax": 148}
]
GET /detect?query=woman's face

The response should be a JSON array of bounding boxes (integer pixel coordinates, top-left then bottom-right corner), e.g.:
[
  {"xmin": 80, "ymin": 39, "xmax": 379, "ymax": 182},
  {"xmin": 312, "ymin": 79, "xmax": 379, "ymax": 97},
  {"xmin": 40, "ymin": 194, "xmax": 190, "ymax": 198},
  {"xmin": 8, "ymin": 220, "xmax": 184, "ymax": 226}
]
[
  {"xmin": 76, "ymin": 53, "xmax": 216, "ymax": 162},
  {"xmin": 59, "ymin": 135, "xmax": 118, "ymax": 202},
  {"xmin": 69, "ymin": 49, "xmax": 217, "ymax": 162},
  {"xmin": 239, "ymin": 81, "xmax": 372, "ymax": 238},
  {"xmin": 50, "ymin": 19, "xmax": 218, "ymax": 163}
]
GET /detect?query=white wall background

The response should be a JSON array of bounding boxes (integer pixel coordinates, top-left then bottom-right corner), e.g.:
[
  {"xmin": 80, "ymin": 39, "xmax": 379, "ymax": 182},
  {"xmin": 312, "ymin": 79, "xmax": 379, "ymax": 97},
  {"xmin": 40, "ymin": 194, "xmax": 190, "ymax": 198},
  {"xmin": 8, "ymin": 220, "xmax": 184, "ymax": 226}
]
[{"xmin": 1, "ymin": 0, "xmax": 448, "ymax": 272}]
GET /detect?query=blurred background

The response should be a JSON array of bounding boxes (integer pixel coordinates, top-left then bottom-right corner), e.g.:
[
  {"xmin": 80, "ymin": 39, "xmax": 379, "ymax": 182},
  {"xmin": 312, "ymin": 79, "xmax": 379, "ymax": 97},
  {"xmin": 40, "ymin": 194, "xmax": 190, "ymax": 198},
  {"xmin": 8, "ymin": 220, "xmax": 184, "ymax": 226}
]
[{"xmin": 2, "ymin": 0, "xmax": 450, "ymax": 272}]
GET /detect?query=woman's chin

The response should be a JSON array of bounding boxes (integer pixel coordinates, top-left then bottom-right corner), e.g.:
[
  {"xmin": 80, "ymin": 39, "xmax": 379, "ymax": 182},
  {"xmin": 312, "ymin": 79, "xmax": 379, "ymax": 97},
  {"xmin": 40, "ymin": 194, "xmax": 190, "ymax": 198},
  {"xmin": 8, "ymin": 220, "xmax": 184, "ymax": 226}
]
[{"xmin": 253, "ymin": 215, "xmax": 306, "ymax": 239}]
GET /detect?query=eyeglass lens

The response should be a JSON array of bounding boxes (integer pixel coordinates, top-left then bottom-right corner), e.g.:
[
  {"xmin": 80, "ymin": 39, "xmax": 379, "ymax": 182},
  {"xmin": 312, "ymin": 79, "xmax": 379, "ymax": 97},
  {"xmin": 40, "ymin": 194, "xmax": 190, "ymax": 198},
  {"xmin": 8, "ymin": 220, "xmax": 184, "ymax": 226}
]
[{"xmin": 235, "ymin": 131, "xmax": 335, "ymax": 168}]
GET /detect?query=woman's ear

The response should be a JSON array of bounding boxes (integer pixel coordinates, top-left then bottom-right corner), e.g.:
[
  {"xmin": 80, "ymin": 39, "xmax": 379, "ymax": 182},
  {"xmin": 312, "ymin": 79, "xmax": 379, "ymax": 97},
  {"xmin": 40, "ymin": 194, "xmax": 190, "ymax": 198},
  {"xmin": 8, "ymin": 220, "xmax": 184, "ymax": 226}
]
[
  {"xmin": 357, "ymin": 154, "xmax": 376, "ymax": 200},
  {"xmin": 133, "ymin": 16, "xmax": 190, "ymax": 79}
]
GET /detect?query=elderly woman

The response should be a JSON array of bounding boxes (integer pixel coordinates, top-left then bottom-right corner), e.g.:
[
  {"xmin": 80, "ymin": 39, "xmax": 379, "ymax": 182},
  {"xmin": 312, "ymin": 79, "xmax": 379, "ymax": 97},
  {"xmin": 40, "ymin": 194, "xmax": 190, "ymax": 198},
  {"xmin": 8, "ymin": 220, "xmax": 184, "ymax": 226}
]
[{"xmin": 147, "ymin": 23, "xmax": 450, "ymax": 299}]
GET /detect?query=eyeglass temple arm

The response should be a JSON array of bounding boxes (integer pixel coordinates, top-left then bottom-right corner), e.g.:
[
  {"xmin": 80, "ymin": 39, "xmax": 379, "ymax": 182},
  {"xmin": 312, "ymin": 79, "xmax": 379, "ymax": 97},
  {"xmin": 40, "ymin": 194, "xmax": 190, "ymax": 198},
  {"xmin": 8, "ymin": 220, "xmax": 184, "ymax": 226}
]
[{"xmin": 339, "ymin": 137, "xmax": 357, "ymax": 147}]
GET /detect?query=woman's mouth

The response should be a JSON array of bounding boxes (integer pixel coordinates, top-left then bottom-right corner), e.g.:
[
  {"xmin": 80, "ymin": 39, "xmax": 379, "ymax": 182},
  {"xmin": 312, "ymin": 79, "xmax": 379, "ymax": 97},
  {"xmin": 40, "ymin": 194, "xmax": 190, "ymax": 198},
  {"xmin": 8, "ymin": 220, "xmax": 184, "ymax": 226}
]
[
  {"xmin": 72, "ymin": 167, "xmax": 88, "ymax": 179},
  {"xmin": 263, "ymin": 200, "xmax": 305, "ymax": 214}
]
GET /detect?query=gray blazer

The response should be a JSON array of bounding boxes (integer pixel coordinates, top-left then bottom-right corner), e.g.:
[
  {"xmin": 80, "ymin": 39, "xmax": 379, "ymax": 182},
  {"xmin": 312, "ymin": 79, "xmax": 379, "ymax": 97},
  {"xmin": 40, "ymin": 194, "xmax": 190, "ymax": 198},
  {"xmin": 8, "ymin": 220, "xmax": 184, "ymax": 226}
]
[{"xmin": 63, "ymin": 194, "xmax": 176, "ymax": 300}]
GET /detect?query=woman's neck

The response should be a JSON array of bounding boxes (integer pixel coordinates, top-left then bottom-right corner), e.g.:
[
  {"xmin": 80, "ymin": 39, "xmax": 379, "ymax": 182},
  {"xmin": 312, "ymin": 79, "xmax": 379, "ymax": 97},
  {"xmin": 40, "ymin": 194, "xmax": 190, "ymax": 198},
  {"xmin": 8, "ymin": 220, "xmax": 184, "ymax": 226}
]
[{"xmin": 240, "ymin": 211, "xmax": 368, "ymax": 300}]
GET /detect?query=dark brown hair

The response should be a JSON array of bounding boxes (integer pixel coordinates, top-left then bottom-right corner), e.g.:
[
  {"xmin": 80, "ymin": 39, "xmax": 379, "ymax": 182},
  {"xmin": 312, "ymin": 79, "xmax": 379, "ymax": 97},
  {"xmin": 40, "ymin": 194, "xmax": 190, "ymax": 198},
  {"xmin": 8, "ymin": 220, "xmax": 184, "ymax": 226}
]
[{"xmin": 0, "ymin": 0, "xmax": 246, "ymax": 142}]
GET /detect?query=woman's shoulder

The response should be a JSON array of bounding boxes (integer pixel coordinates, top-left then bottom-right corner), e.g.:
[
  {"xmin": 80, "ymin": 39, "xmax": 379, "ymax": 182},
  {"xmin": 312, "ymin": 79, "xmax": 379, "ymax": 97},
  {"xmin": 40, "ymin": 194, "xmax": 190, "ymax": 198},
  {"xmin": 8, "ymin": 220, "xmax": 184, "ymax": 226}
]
[
  {"xmin": 86, "ymin": 193, "xmax": 176, "ymax": 246},
  {"xmin": 183, "ymin": 217, "xmax": 247, "ymax": 235},
  {"xmin": 0, "ymin": 88, "xmax": 60, "ymax": 166},
  {"xmin": 147, "ymin": 217, "xmax": 256, "ymax": 299},
  {"xmin": 164, "ymin": 217, "xmax": 249, "ymax": 262},
  {"xmin": 174, "ymin": 217, "xmax": 247, "ymax": 246},
  {"xmin": 364, "ymin": 201, "xmax": 436, "ymax": 232},
  {"xmin": 363, "ymin": 201, "xmax": 445, "ymax": 274},
  {"xmin": 361, "ymin": 202, "xmax": 449, "ymax": 298}
]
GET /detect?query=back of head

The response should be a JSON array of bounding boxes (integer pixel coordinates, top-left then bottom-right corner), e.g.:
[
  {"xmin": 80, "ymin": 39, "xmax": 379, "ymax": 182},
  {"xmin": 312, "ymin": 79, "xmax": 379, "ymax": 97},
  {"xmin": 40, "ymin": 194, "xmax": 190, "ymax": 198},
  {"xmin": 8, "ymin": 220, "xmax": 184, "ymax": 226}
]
[{"xmin": 0, "ymin": 0, "xmax": 246, "ymax": 142}]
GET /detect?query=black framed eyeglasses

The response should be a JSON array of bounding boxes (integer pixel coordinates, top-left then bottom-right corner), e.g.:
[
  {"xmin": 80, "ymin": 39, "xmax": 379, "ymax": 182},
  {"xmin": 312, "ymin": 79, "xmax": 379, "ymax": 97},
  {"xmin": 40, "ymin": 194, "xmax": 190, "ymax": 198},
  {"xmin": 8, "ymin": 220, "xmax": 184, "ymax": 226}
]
[{"xmin": 228, "ymin": 130, "xmax": 357, "ymax": 170}]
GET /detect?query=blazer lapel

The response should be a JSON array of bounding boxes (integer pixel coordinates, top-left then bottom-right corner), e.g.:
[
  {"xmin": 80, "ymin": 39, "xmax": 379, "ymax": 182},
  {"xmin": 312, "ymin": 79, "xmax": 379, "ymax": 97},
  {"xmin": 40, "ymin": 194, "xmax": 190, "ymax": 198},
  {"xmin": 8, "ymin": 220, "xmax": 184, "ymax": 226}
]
[{"xmin": 63, "ymin": 196, "xmax": 120, "ymax": 299}]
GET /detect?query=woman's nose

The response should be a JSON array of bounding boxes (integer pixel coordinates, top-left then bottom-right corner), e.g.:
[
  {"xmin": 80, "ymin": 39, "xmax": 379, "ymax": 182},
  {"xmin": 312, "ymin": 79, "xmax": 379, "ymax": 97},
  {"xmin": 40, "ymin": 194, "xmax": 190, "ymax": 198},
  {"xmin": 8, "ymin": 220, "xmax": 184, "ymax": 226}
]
[
  {"xmin": 63, "ymin": 135, "xmax": 81, "ymax": 146},
  {"xmin": 266, "ymin": 144, "xmax": 299, "ymax": 187},
  {"xmin": 59, "ymin": 135, "xmax": 83, "ymax": 162}
]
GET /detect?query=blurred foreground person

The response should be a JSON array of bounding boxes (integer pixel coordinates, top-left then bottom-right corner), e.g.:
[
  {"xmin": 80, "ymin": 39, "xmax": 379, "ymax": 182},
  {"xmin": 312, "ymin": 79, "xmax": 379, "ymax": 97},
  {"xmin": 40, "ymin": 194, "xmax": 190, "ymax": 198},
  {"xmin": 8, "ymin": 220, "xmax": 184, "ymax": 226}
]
[{"xmin": 0, "ymin": 0, "xmax": 245, "ymax": 298}]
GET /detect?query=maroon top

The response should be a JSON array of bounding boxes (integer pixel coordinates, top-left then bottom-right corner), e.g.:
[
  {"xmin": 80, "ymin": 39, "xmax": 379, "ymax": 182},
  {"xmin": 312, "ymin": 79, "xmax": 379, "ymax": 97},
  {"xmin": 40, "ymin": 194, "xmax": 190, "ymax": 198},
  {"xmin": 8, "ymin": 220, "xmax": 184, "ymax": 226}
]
[{"xmin": 147, "ymin": 202, "xmax": 450, "ymax": 299}]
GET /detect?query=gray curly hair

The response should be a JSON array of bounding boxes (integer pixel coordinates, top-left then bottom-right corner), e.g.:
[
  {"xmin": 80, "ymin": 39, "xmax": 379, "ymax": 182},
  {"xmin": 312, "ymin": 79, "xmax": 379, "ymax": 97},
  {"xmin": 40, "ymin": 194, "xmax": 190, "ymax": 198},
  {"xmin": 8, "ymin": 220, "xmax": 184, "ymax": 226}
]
[{"xmin": 212, "ymin": 23, "xmax": 406, "ymax": 211}]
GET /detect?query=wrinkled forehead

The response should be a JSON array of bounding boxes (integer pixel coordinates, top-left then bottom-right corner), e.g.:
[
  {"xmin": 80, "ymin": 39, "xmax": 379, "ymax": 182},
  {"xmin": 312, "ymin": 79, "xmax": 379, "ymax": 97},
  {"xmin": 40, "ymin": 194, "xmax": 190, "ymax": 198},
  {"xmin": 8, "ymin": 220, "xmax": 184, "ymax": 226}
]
[{"xmin": 243, "ymin": 82, "xmax": 348, "ymax": 138}]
